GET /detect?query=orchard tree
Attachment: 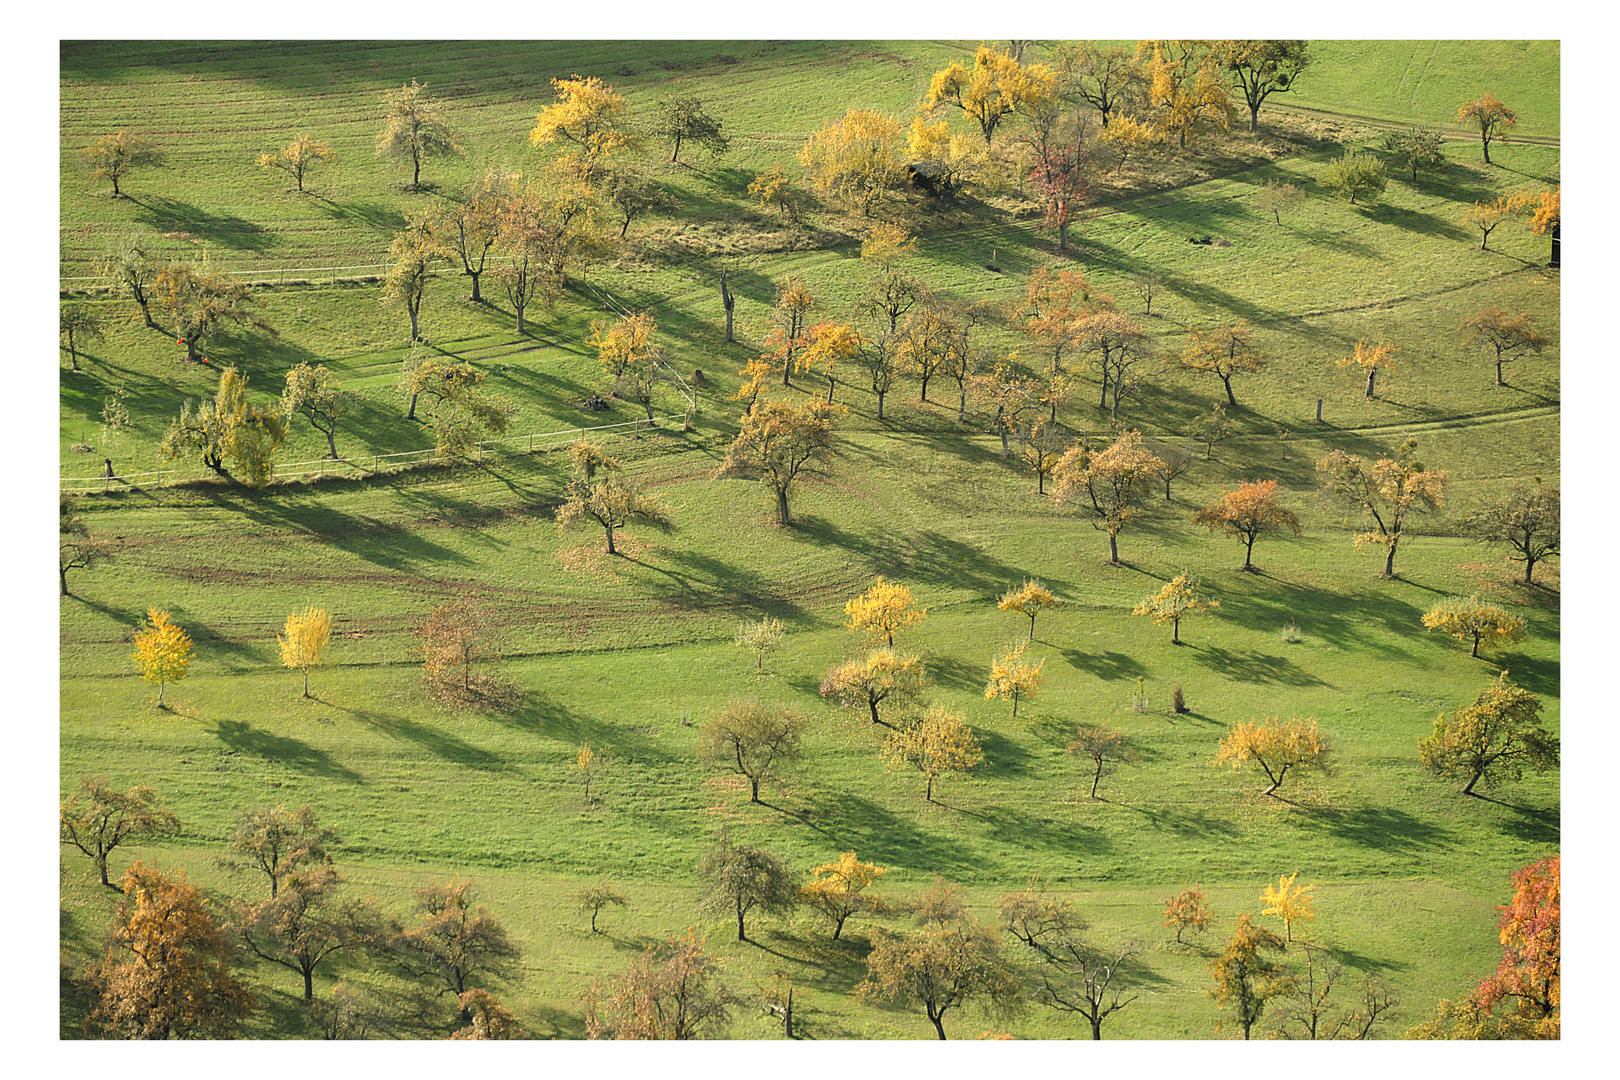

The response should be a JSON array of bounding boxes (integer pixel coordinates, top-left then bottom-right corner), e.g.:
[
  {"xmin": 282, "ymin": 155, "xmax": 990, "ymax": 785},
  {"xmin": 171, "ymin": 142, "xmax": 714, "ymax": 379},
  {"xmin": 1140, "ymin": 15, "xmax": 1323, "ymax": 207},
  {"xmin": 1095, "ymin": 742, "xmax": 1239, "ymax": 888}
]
[
  {"xmin": 713, "ymin": 398, "xmax": 841, "ymax": 527},
  {"xmin": 377, "ymin": 80, "xmax": 463, "ymax": 189},
  {"xmin": 1141, "ymin": 39, "xmax": 1238, "ymax": 149},
  {"xmin": 1215, "ymin": 40, "xmax": 1310, "ymax": 132},
  {"xmin": 1461, "ymin": 194, "xmax": 1522, "ymax": 251},
  {"xmin": 1052, "ymin": 41, "xmax": 1146, "ymax": 128},
  {"xmin": 100, "ymin": 234, "xmax": 161, "ymax": 328},
  {"xmin": 450, "ymin": 990, "xmax": 522, "ymax": 1040},
  {"xmin": 970, "ymin": 360, "xmax": 1042, "ymax": 457},
  {"xmin": 1208, "ymin": 914, "xmax": 1291, "ymax": 1040},
  {"xmin": 1464, "ymin": 480, "xmax": 1559, "ymax": 585},
  {"xmin": 83, "ymin": 863, "xmax": 254, "ymax": 1039},
  {"xmin": 1029, "ymin": 141, "xmax": 1091, "ymax": 251},
  {"xmin": 494, "ymin": 166, "xmax": 606, "ymax": 332},
  {"xmin": 528, "ymin": 75, "xmax": 636, "ymax": 178},
  {"xmin": 1213, "ymin": 716, "xmax": 1333, "ymax": 797},
  {"xmin": 1068, "ymin": 724, "xmax": 1139, "ymax": 799},
  {"xmin": 1316, "ymin": 437, "xmax": 1448, "ymax": 578},
  {"xmin": 1336, "ymin": 333, "xmax": 1400, "ymax": 399},
  {"xmin": 382, "ymin": 212, "xmax": 450, "ymax": 342},
  {"xmin": 856, "ymin": 913, "xmax": 1022, "ymax": 1040},
  {"xmin": 432, "ymin": 170, "xmax": 514, "ymax": 303},
  {"xmin": 1475, "ymin": 856, "xmax": 1559, "ymax": 1037},
  {"xmin": 603, "ymin": 165, "xmax": 672, "ymax": 239},
  {"xmin": 820, "ymin": 649, "xmax": 929, "ymax": 729},
  {"xmin": 153, "ymin": 261, "xmax": 271, "ymax": 365},
  {"xmin": 699, "ymin": 699, "xmax": 808, "ymax": 804},
  {"xmin": 60, "ymin": 777, "xmax": 182, "ymax": 887},
  {"xmin": 81, "ymin": 129, "xmax": 165, "ymax": 197},
  {"xmin": 1188, "ymin": 401, "xmax": 1235, "ymax": 458},
  {"xmin": 762, "ymin": 274, "xmax": 817, "ymax": 388},
  {"xmin": 572, "ymin": 744, "xmax": 607, "ymax": 807},
  {"xmin": 1422, "ymin": 596, "xmax": 1528, "ymax": 659},
  {"xmin": 1260, "ymin": 872, "xmax": 1316, "ymax": 942},
  {"xmin": 1319, "ymin": 152, "xmax": 1387, "ymax": 204},
  {"xmin": 985, "ymin": 641, "xmax": 1044, "ymax": 717},
  {"xmin": 1014, "ymin": 265, "xmax": 1093, "ymax": 381},
  {"xmin": 1270, "ymin": 942, "xmax": 1399, "ymax": 1040},
  {"xmin": 652, "ymin": 96, "xmax": 730, "ymax": 164},
  {"xmin": 1179, "ymin": 321, "xmax": 1268, "ymax": 407},
  {"xmin": 858, "ymin": 223, "xmax": 925, "ymax": 334},
  {"xmin": 1527, "ymin": 186, "xmax": 1559, "ymax": 266},
  {"xmin": 1417, "ymin": 671, "xmax": 1557, "ymax": 798},
  {"xmin": 1152, "ymin": 437, "xmax": 1197, "ymax": 501},
  {"xmin": 415, "ymin": 595, "xmax": 504, "ymax": 700},
  {"xmin": 1192, "ymin": 479, "xmax": 1303, "ymax": 571},
  {"xmin": 1253, "ymin": 180, "xmax": 1304, "ymax": 226},
  {"xmin": 159, "ymin": 366, "xmax": 287, "ymax": 486},
  {"xmin": 1132, "ymin": 573, "xmax": 1219, "ymax": 645},
  {"xmin": 698, "ymin": 833, "xmax": 798, "ymax": 943},
  {"xmin": 233, "ymin": 865, "xmax": 383, "ymax": 1001},
  {"xmin": 883, "ymin": 707, "xmax": 984, "ymax": 802},
  {"xmin": 1053, "ymin": 429, "xmax": 1167, "ymax": 564},
  {"xmin": 844, "ymin": 576, "xmax": 927, "ymax": 647},
  {"xmin": 856, "ymin": 328, "xmax": 905, "ymax": 420},
  {"xmin": 801, "ymin": 851, "xmax": 891, "ymax": 940},
  {"xmin": 256, "ymin": 133, "xmax": 336, "ymax": 192},
  {"xmin": 132, "ymin": 608, "xmax": 192, "ymax": 707},
  {"xmin": 573, "ymin": 882, "xmax": 630, "ymax": 934},
  {"xmin": 1457, "ymin": 92, "xmax": 1516, "ymax": 165},
  {"xmin": 926, "ymin": 44, "xmax": 1056, "ymax": 148},
  {"xmin": 797, "ymin": 108, "xmax": 907, "ymax": 216},
  {"xmin": 1460, "ymin": 308, "xmax": 1550, "ymax": 385},
  {"xmin": 747, "ymin": 164, "xmax": 804, "ymax": 222},
  {"xmin": 59, "ymin": 493, "xmax": 116, "ymax": 597},
  {"xmin": 585, "ymin": 930, "xmax": 736, "ymax": 1039},
  {"xmin": 229, "ymin": 804, "xmax": 338, "ymax": 899},
  {"xmin": 798, "ymin": 321, "xmax": 863, "ymax": 404},
  {"xmin": 1380, "ymin": 126, "xmax": 1446, "ymax": 181},
  {"xmin": 734, "ymin": 616, "xmax": 784, "ymax": 673},
  {"xmin": 280, "ymin": 362, "xmax": 350, "ymax": 459},
  {"xmin": 1073, "ymin": 308, "xmax": 1151, "ymax": 412},
  {"xmin": 391, "ymin": 878, "xmax": 522, "ymax": 1025},
  {"xmin": 556, "ymin": 446, "xmax": 675, "ymax": 556},
  {"xmin": 999, "ymin": 886, "xmax": 1140, "ymax": 1041},
  {"xmin": 1163, "ymin": 887, "xmax": 1213, "ymax": 944},
  {"xmin": 277, "ymin": 608, "xmax": 332, "ymax": 698},
  {"xmin": 998, "ymin": 580, "xmax": 1060, "ymax": 641},
  {"xmin": 60, "ymin": 304, "xmax": 105, "ymax": 373}
]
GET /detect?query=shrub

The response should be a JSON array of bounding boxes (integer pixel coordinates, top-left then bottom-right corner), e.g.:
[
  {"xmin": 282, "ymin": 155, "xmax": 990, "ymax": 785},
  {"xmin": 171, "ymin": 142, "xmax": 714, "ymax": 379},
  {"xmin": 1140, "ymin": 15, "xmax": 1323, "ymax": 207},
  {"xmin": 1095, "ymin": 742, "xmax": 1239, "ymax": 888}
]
[{"xmin": 1171, "ymin": 684, "xmax": 1188, "ymax": 714}]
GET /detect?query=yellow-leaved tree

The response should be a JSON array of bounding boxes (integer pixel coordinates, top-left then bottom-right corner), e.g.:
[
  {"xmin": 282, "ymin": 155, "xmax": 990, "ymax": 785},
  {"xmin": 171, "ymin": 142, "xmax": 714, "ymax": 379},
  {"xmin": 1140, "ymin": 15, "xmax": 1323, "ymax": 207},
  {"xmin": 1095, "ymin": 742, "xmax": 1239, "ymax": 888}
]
[
  {"xmin": 528, "ymin": 76, "xmax": 636, "ymax": 179},
  {"xmin": 1132, "ymin": 573, "xmax": 1219, "ymax": 646},
  {"xmin": 1260, "ymin": 871, "xmax": 1316, "ymax": 941},
  {"xmin": 375, "ymin": 80, "xmax": 463, "ymax": 190},
  {"xmin": 573, "ymin": 743, "xmax": 607, "ymax": 807},
  {"xmin": 278, "ymin": 607, "xmax": 332, "ymax": 698},
  {"xmin": 1213, "ymin": 716, "xmax": 1332, "ymax": 798},
  {"xmin": 1417, "ymin": 671, "xmax": 1557, "ymax": 798},
  {"xmin": 820, "ymin": 649, "xmax": 929, "ymax": 729},
  {"xmin": 1052, "ymin": 429, "xmax": 1166, "ymax": 564},
  {"xmin": 734, "ymin": 616, "xmax": 784, "ymax": 673},
  {"xmin": 1178, "ymin": 321, "xmax": 1269, "ymax": 407},
  {"xmin": 801, "ymin": 851, "xmax": 891, "ymax": 939},
  {"xmin": 797, "ymin": 108, "xmax": 907, "ymax": 217},
  {"xmin": 997, "ymin": 580, "xmax": 1060, "ymax": 641},
  {"xmin": 985, "ymin": 641, "xmax": 1044, "ymax": 717},
  {"xmin": 844, "ymin": 577, "xmax": 927, "ymax": 647},
  {"xmin": 1316, "ymin": 437, "xmax": 1448, "ymax": 578},
  {"xmin": 1335, "ymin": 334, "xmax": 1400, "ymax": 399},
  {"xmin": 925, "ymin": 44, "xmax": 1058, "ymax": 149},
  {"xmin": 132, "ymin": 608, "xmax": 192, "ymax": 707},
  {"xmin": 1421, "ymin": 596, "xmax": 1528, "ymax": 659},
  {"xmin": 712, "ymin": 398, "xmax": 841, "ymax": 527},
  {"xmin": 256, "ymin": 133, "xmax": 336, "ymax": 193},
  {"xmin": 883, "ymin": 707, "xmax": 984, "ymax": 802}
]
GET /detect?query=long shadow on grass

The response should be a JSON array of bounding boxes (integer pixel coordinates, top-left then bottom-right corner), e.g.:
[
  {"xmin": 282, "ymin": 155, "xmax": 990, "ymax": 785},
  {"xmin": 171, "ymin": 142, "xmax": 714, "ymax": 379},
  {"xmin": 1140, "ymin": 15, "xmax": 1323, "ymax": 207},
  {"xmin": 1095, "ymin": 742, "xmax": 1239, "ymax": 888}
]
[
  {"xmin": 503, "ymin": 695, "xmax": 678, "ymax": 764},
  {"xmin": 1294, "ymin": 804, "xmax": 1453, "ymax": 852},
  {"xmin": 954, "ymin": 802, "xmax": 1113, "ymax": 858},
  {"xmin": 329, "ymin": 703, "xmax": 507, "ymax": 772},
  {"xmin": 1117, "ymin": 802, "xmax": 1242, "ymax": 840},
  {"xmin": 208, "ymin": 719, "xmax": 363, "ymax": 781},
  {"xmin": 1059, "ymin": 648, "xmax": 1147, "ymax": 682},
  {"xmin": 1187, "ymin": 645, "xmax": 1331, "ymax": 687},
  {"xmin": 616, "ymin": 548, "xmax": 812, "ymax": 625},
  {"xmin": 1493, "ymin": 652, "xmax": 1559, "ymax": 697},
  {"xmin": 126, "ymin": 196, "xmax": 278, "ymax": 251},
  {"xmin": 929, "ymin": 653, "xmax": 990, "ymax": 694},
  {"xmin": 788, "ymin": 517, "xmax": 1030, "ymax": 597},
  {"xmin": 788, "ymin": 792, "xmax": 985, "ymax": 877}
]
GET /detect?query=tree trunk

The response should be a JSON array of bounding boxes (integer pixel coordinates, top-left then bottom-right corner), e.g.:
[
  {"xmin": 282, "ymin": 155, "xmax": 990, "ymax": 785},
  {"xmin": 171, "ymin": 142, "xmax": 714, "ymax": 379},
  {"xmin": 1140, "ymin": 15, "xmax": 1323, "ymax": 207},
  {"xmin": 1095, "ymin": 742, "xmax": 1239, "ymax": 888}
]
[
  {"xmin": 324, "ymin": 425, "xmax": 339, "ymax": 460},
  {"xmin": 1222, "ymin": 374, "xmax": 1237, "ymax": 407},
  {"xmin": 1091, "ymin": 760, "xmax": 1102, "ymax": 799},
  {"xmin": 1099, "ymin": 376, "xmax": 1109, "ymax": 409},
  {"xmin": 303, "ymin": 967, "xmax": 314, "ymax": 1002},
  {"xmin": 1462, "ymin": 770, "xmax": 1483, "ymax": 797},
  {"xmin": 721, "ymin": 271, "xmax": 734, "ymax": 343},
  {"xmin": 469, "ymin": 271, "xmax": 482, "ymax": 304},
  {"xmin": 1365, "ymin": 369, "xmax": 1376, "ymax": 398},
  {"xmin": 876, "ymin": 390, "xmax": 885, "ymax": 420},
  {"xmin": 605, "ymin": 523, "xmax": 617, "ymax": 555},
  {"xmin": 868, "ymin": 699, "xmax": 881, "ymax": 726},
  {"xmin": 750, "ymin": 776, "xmax": 761, "ymax": 803},
  {"xmin": 925, "ymin": 775, "xmax": 934, "ymax": 802},
  {"xmin": 826, "ymin": 376, "xmax": 835, "ymax": 404},
  {"xmin": 920, "ymin": 373, "xmax": 930, "ymax": 402},
  {"xmin": 1028, "ymin": 616, "xmax": 1036, "ymax": 641},
  {"xmin": 1482, "ymin": 134, "xmax": 1491, "ymax": 166},
  {"xmin": 304, "ymin": 668, "xmax": 310, "ymax": 697},
  {"xmin": 671, "ymin": 132, "xmax": 683, "ymax": 164},
  {"xmin": 1383, "ymin": 540, "xmax": 1398, "ymax": 578},
  {"xmin": 1058, "ymin": 221, "xmax": 1068, "ymax": 251},
  {"xmin": 1171, "ymin": 616, "xmax": 1181, "ymax": 645},
  {"xmin": 1012, "ymin": 689, "xmax": 1020, "ymax": 717},
  {"xmin": 775, "ymin": 486, "xmax": 792, "ymax": 527},
  {"xmin": 1091, "ymin": 1015, "xmax": 1104, "ymax": 1040},
  {"xmin": 591, "ymin": 908, "xmax": 599, "ymax": 933},
  {"xmin": 407, "ymin": 392, "xmax": 420, "ymax": 420},
  {"xmin": 1524, "ymin": 557, "xmax": 1536, "ymax": 585},
  {"xmin": 408, "ymin": 302, "xmax": 420, "ymax": 343},
  {"xmin": 929, "ymin": 1008, "xmax": 948, "ymax": 1040},
  {"xmin": 737, "ymin": 907, "xmax": 747, "ymax": 942},
  {"xmin": 1549, "ymin": 222, "xmax": 1560, "ymax": 268},
  {"xmin": 1471, "ymin": 632, "xmax": 1481, "ymax": 658},
  {"xmin": 1243, "ymin": 536, "xmax": 1256, "ymax": 571},
  {"xmin": 832, "ymin": 915, "xmax": 846, "ymax": 940},
  {"xmin": 98, "ymin": 854, "xmax": 110, "ymax": 886},
  {"xmin": 1248, "ymin": 103, "xmax": 1260, "ymax": 133},
  {"xmin": 1108, "ymin": 533, "xmax": 1119, "ymax": 564},
  {"xmin": 60, "ymin": 565, "xmax": 70, "ymax": 597},
  {"xmin": 413, "ymin": 148, "xmax": 422, "ymax": 188},
  {"xmin": 515, "ymin": 301, "xmax": 526, "ymax": 336},
  {"xmin": 1496, "ymin": 356, "xmax": 1506, "ymax": 386},
  {"xmin": 958, "ymin": 389, "xmax": 968, "ymax": 422}
]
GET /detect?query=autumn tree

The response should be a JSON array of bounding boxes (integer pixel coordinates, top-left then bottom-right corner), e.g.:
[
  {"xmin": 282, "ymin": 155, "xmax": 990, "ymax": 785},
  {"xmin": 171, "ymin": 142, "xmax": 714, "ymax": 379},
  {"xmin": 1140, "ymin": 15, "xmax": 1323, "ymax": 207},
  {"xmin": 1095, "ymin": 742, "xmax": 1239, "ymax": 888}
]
[
  {"xmin": 801, "ymin": 851, "xmax": 891, "ymax": 940},
  {"xmin": 1417, "ymin": 671, "xmax": 1557, "ymax": 798},
  {"xmin": 859, "ymin": 223, "xmax": 925, "ymax": 332},
  {"xmin": 382, "ymin": 211, "xmax": 449, "ymax": 342},
  {"xmin": 698, "ymin": 831, "xmax": 798, "ymax": 943},
  {"xmin": 1214, "ymin": 40, "xmax": 1309, "ymax": 132},
  {"xmin": 1460, "ymin": 308, "xmax": 1551, "ymax": 386},
  {"xmin": 1017, "ymin": 417, "xmax": 1069, "ymax": 498},
  {"xmin": 556, "ymin": 444, "xmax": 675, "ymax": 555},
  {"xmin": 159, "ymin": 366, "xmax": 287, "ymax": 486},
  {"xmin": 229, "ymin": 803, "xmax": 339, "ymax": 899},
  {"xmin": 926, "ymin": 44, "xmax": 1057, "ymax": 148},
  {"xmin": 449, "ymin": 989, "xmax": 522, "ymax": 1040},
  {"xmin": 798, "ymin": 321, "xmax": 863, "ymax": 404},
  {"xmin": 1163, "ymin": 887, "xmax": 1213, "ymax": 944},
  {"xmin": 59, "ymin": 493, "xmax": 116, "ymax": 597},
  {"xmin": 1213, "ymin": 716, "xmax": 1333, "ymax": 798},
  {"xmin": 573, "ymin": 882, "xmax": 630, "ymax": 933},
  {"xmin": 573, "ymin": 743, "xmax": 607, "ymax": 807},
  {"xmin": 1457, "ymin": 92, "xmax": 1516, "ymax": 165},
  {"xmin": 1029, "ymin": 141, "xmax": 1091, "ymax": 251},
  {"xmin": 495, "ymin": 165, "xmax": 606, "ymax": 332},
  {"xmin": 83, "ymin": 862, "xmax": 254, "ymax": 1039},
  {"xmin": 1208, "ymin": 914, "xmax": 1291, "ymax": 1039},
  {"xmin": 1151, "ymin": 437, "xmax": 1197, "ymax": 501},
  {"xmin": 60, "ymin": 777, "xmax": 182, "ymax": 887},
  {"xmin": 376, "ymin": 80, "xmax": 463, "ymax": 189},
  {"xmin": 1527, "ymin": 185, "xmax": 1559, "ymax": 266},
  {"xmin": 256, "ymin": 133, "xmax": 336, "ymax": 192},
  {"xmin": 1461, "ymin": 194, "xmax": 1522, "ymax": 251},
  {"xmin": 81, "ymin": 129, "xmax": 165, "ymax": 197},
  {"xmin": 585, "ymin": 930, "xmax": 736, "ymax": 1039},
  {"xmin": 1179, "ymin": 321, "xmax": 1268, "ymax": 407},
  {"xmin": 844, "ymin": 576, "xmax": 927, "ymax": 647},
  {"xmin": 856, "ymin": 912, "xmax": 1022, "ymax": 1040},
  {"xmin": 798, "ymin": 108, "xmax": 907, "ymax": 216},
  {"xmin": 528, "ymin": 75, "xmax": 636, "ymax": 179},
  {"xmin": 309, "ymin": 980, "xmax": 388, "ymax": 1040},
  {"xmin": 1260, "ymin": 872, "xmax": 1316, "ymax": 942},
  {"xmin": 985, "ymin": 641, "xmax": 1045, "ymax": 717},
  {"xmin": 1253, "ymin": 180, "xmax": 1304, "ymax": 225},
  {"xmin": 1192, "ymin": 479, "xmax": 1303, "ymax": 571},
  {"xmin": 970, "ymin": 360, "xmax": 1042, "ymax": 457},
  {"xmin": 391, "ymin": 878, "xmax": 522, "ymax": 1025},
  {"xmin": 100, "ymin": 234, "xmax": 161, "ymax": 328},
  {"xmin": 131, "ymin": 608, "xmax": 192, "ymax": 707},
  {"xmin": 905, "ymin": 115, "xmax": 986, "ymax": 197},
  {"xmin": 1380, "ymin": 126, "xmax": 1446, "ymax": 182},
  {"xmin": 699, "ymin": 699, "xmax": 808, "ymax": 804},
  {"xmin": 734, "ymin": 616, "xmax": 784, "ymax": 673},
  {"xmin": 1052, "ymin": 429, "xmax": 1167, "ymax": 564},
  {"xmin": 152, "ymin": 261, "xmax": 271, "ymax": 365},
  {"xmin": 1140, "ymin": 40, "xmax": 1237, "ymax": 149},
  {"xmin": 1132, "ymin": 573, "xmax": 1219, "ymax": 645},
  {"xmin": 603, "ymin": 164, "xmax": 673, "ymax": 239},
  {"xmin": 1014, "ymin": 265, "xmax": 1093, "ymax": 380},
  {"xmin": 280, "ymin": 362, "xmax": 350, "ymax": 460},
  {"xmin": 415, "ymin": 596, "xmax": 504, "ymax": 701},
  {"xmin": 747, "ymin": 164, "xmax": 804, "ymax": 222},
  {"xmin": 1319, "ymin": 151, "xmax": 1387, "ymax": 204},
  {"xmin": 1464, "ymin": 480, "xmax": 1559, "ymax": 585},
  {"xmin": 1315, "ymin": 437, "xmax": 1448, "ymax": 578},
  {"xmin": 60, "ymin": 303, "xmax": 104, "ymax": 374},
  {"xmin": 1073, "ymin": 308, "xmax": 1151, "ymax": 413},
  {"xmin": 856, "ymin": 327, "xmax": 907, "ymax": 420},
  {"xmin": 762, "ymin": 274, "xmax": 817, "ymax": 388},
  {"xmin": 1422, "ymin": 596, "xmax": 1528, "ymax": 659},
  {"xmin": 233, "ymin": 865, "xmax": 383, "ymax": 1002},
  {"xmin": 713, "ymin": 398, "xmax": 841, "ymax": 526},
  {"xmin": 653, "ymin": 96, "xmax": 729, "ymax": 163},
  {"xmin": 432, "ymin": 169, "xmax": 514, "ymax": 302},
  {"xmin": 1188, "ymin": 401, "xmax": 1234, "ymax": 459},
  {"xmin": 1270, "ymin": 942, "xmax": 1400, "ymax": 1040},
  {"xmin": 1068, "ymin": 724, "xmax": 1139, "ymax": 800},
  {"xmin": 1335, "ymin": 333, "xmax": 1400, "ymax": 400},
  {"xmin": 820, "ymin": 649, "xmax": 929, "ymax": 729},
  {"xmin": 999, "ymin": 885, "xmax": 1139, "ymax": 1040},
  {"xmin": 998, "ymin": 580, "xmax": 1060, "ymax": 641},
  {"xmin": 1475, "ymin": 855, "xmax": 1559, "ymax": 1037},
  {"xmin": 883, "ymin": 707, "xmax": 984, "ymax": 802}
]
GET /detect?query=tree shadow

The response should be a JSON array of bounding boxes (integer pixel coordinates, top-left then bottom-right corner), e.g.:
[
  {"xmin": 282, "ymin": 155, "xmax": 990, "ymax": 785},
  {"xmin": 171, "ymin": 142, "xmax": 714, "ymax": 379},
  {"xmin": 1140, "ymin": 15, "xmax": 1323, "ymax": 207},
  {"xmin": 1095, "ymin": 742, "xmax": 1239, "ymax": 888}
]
[
  {"xmin": 1058, "ymin": 648, "xmax": 1147, "ymax": 682},
  {"xmin": 125, "ymin": 195, "xmax": 278, "ymax": 251},
  {"xmin": 207, "ymin": 718, "xmax": 362, "ymax": 781},
  {"xmin": 1186, "ymin": 645, "xmax": 1332, "ymax": 687},
  {"xmin": 1295, "ymin": 803, "xmax": 1453, "ymax": 851},
  {"xmin": 1116, "ymin": 802, "xmax": 1241, "ymax": 840},
  {"xmin": 953, "ymin": 802, "xmax": 1114, "ymax": 856},
  {"xmin": 1493, "ymin": 652, "xmax": 1560, "ymax": 697},
  {"xmin": 329, "ymin": 703, "xmax": 508, "ymax": 772}
]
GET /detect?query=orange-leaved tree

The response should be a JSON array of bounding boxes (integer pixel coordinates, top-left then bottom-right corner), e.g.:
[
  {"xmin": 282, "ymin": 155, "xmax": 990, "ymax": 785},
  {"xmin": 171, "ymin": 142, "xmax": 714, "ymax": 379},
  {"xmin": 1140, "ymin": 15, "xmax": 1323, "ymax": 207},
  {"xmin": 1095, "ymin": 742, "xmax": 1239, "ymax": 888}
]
[
  {"xmin": 132, "ymin": 608, "xmax": 192, "ymax": 707},
  {"xmin": 1179, "ymin": 321, "xmax": 1269, "ymax": 407},
  {"xmin": 1208, "ymin": 913, "xmax": 1291, "ymax": 1039},
  {"xmin": 1192, "ymin": 479, "xmax": 1302, "ymax": 571},
  {"xmin": 1335, "ymin": 334, "xmax": 1400, "ymax": 399},
  {"xmin": 1052, "ymin": 429, "xmax": 1166, "ymax": 564},
  {"xmin": 1477, "ymin": 855, "xmax": 1559, "ymax": 1037},
  {"xmin": 712, "ymin": 398, "xmax": 841, "ymax": 527},
  {"xmin": 1457, "ymin": 92, "xmax": 1516, "ymax": 165},
  {"xmin": 1164, "ymin": 887, "xmax": 1214, "ymax": 944},
  {"xmin": 1459, "ymin": 308, "xmax": 1550, "ymax": 386}
]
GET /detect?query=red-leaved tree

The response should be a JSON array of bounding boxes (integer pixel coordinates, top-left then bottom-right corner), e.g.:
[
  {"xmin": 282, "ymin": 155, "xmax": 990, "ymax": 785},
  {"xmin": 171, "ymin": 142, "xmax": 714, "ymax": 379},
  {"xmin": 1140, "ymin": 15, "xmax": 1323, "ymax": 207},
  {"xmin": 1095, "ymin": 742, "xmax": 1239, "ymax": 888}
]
[
  {"xmin": 1475, "ymin": 855, "xmax": 1559, "ymax": 1038},
  {"xmin": 1030, "ymin": 144, "xmax": 1091, "ymax": 252}
]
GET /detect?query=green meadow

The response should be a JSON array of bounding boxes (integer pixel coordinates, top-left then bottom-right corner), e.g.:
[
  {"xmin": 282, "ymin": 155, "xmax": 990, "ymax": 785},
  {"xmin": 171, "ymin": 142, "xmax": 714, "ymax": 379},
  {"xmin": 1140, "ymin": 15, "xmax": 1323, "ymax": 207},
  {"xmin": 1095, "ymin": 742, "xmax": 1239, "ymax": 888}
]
[{"xmin": 59, "ymin": 39, "xmax": 1559, "ymax": 1041}]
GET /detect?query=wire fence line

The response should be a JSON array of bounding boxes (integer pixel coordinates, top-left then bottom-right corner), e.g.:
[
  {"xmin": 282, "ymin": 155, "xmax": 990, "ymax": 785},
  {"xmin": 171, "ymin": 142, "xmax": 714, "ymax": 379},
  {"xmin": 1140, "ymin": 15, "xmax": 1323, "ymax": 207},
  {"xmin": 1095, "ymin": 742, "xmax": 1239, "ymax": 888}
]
[{"xmin": 59, "ymin": 263, "xmax": 473, "ymax": 292}]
